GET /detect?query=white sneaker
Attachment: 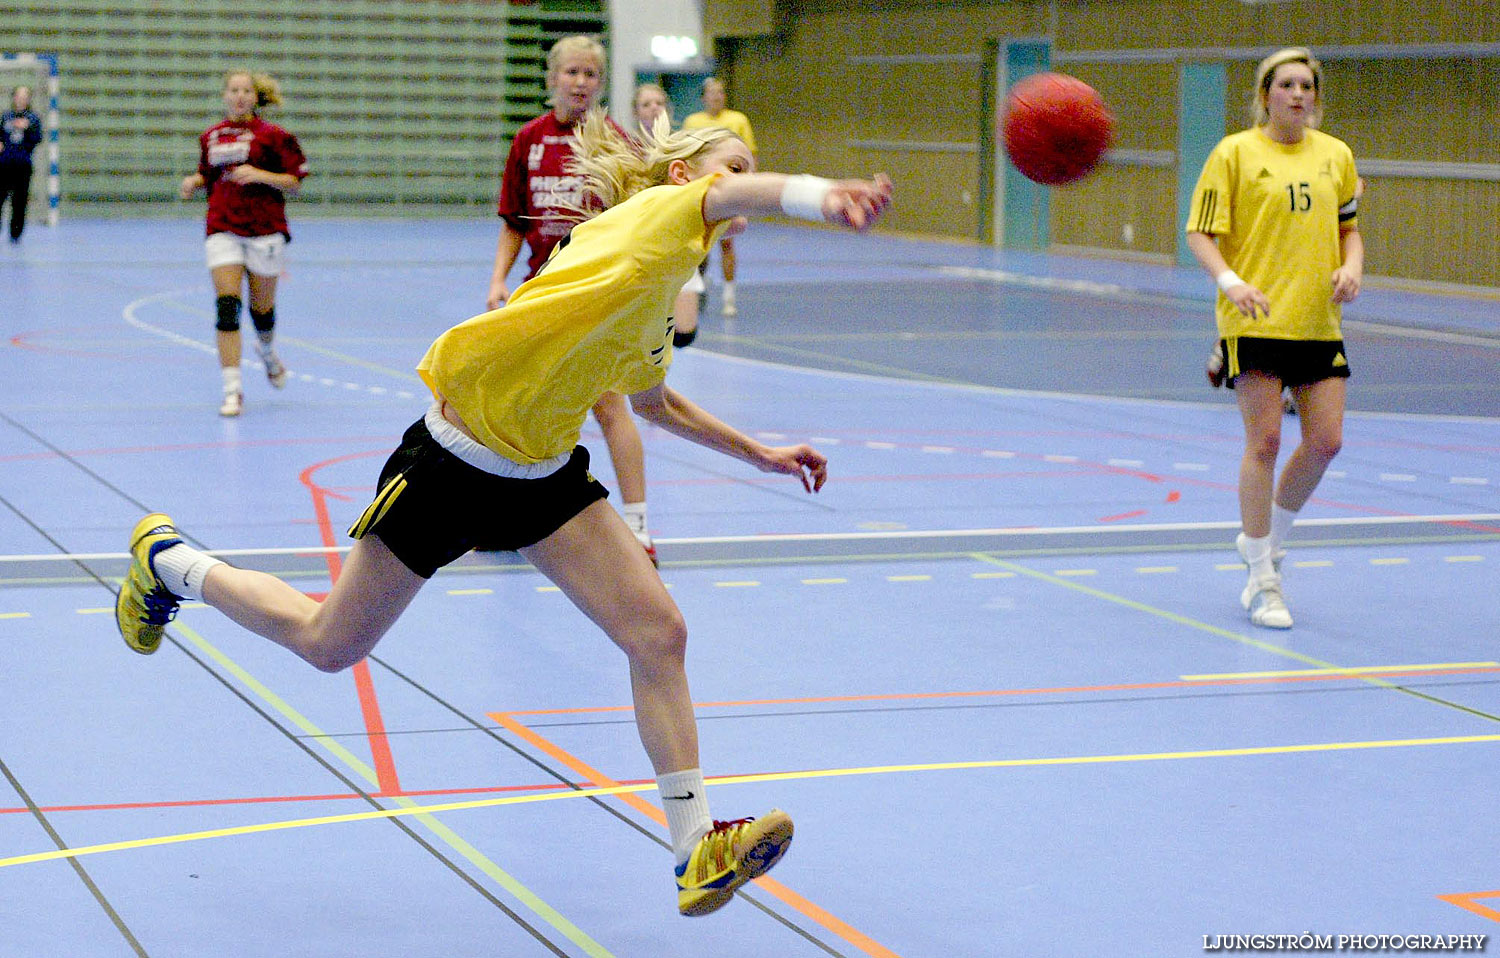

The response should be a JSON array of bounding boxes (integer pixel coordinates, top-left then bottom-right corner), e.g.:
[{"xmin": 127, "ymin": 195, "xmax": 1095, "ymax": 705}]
[
  {"xmin": 722, "ymin": 282, "xmax": 737, "ymax": 317},
  {"xmin": 1241, "ymin": 575, "xmax": 1293, "ymax": 629},
  {"xmin": 263, "ymin": 352, "xmax": 288, "ymax": 389},
  {"xmin": 218, "ymin": 391, "xmax": 243, "ymax": 417}
]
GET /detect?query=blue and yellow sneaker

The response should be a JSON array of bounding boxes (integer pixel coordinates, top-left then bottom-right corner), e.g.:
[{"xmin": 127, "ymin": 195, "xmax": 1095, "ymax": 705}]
[
  {"xmin": 115, "ymin": 513, "xmax": 184, "ymax": 655},
  {"xmin": 676, "ymin": 810, "xmax": 793, "ymax": 917}
]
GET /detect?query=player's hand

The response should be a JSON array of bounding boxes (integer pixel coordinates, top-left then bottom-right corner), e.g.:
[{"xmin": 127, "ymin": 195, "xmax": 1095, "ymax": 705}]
[
  {"xmin": 823, "ymin": 174, "xmax": 894, "ymax": 232},
  {"xmin": 178, "ymin": 176, "xmax": 199, "ymax": 200},
  {"xmin": 1223, "ymin": 282, "xmax": 1270, "ymax": 320},
  {"xmin": 759, "ymin": 444, "xmax": 828, "ymax": 493},
  {"xmin": 486, "ymin": 278, "xmax": 510, "ymax": 311},
  {"xmin": 223, "ymin": 165, "xmax": 263, "ymax": 185},
  {"xmin": 1331, "ymin": 265, "xmax": 1361, "ymax": 304}
]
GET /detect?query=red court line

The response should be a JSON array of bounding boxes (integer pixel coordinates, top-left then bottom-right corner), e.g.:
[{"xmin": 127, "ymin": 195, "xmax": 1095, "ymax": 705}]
[
  {"xmin": 1438, "ymin": 890, "xmax": 1500, "ymax": 923},
  {"xmin": 496, "ymin": 666, "xmax": 1500, "ymax": 718},
  {"xmin": 489, "ymin": 712, "xmax": 903, "ymax": 958},
  {"xmin": 302, "ymin": 454, "xmax": 403, "ymax": 797}
]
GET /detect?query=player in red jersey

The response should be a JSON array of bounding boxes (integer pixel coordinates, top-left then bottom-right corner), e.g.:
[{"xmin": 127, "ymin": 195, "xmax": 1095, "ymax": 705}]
[
  {"xmin": 179, "ymin": 70, "xmax": 309, "ymax": 417},
  {"xmin": 486, "ymin": 36, "xmax": 659, "ymax": 564}
]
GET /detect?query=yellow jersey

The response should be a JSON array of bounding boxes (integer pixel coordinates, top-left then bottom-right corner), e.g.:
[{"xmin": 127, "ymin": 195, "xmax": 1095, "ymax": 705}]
[
  {"xmin": 418, "ymin": 174, "xmax": 727, "ymax": 464},
  {"xmin": 1187, "ymin": 126, "xmax": 1359, "ymax": 341},
  {"xmin": 682, "ymin": 108, "xmax": 757, "ymax": 153}
]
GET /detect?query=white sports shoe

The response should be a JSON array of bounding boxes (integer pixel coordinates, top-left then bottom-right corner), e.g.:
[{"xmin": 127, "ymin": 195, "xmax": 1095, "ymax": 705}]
[
  {"xmin": 263, "ymin": 352, "xmax": 289, "ymax": 389},
  {"xmin": 218, "ymin": 391, "xmax": 243, "ymax": 417},
  {"xmin": 1241, "ymin": 575, "xmax": 1293, "ymax": 629}
]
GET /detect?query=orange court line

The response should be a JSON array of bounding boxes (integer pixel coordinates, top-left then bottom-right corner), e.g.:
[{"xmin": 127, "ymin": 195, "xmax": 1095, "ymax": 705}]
[
  {"xmin": 498, "ymin": 665, "xmax": 1500, "ymax": 718},
  {"xmin": 1438, "ymin": 890, "xmax": 1500, "ymax": 923},
  {"xmin": 489, "ymin": 712, "xmax": 903, "ymax": 958}
]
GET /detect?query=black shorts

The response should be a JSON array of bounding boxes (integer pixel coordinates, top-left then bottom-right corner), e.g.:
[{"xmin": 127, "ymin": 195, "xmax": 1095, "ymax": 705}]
[
  {"xmin": 347, "ymin": 417, "xmax": 608, "ymax": 578},
  {"xmin": 1222, "ymin": 337, "xmax": 1351, "ymax": 389}
]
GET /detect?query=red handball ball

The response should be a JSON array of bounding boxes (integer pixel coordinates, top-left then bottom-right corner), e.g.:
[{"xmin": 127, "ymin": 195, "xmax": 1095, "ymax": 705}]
[{"xmin": 1002, "ymin": 72, "xmax": 1115, "ymax": 186}]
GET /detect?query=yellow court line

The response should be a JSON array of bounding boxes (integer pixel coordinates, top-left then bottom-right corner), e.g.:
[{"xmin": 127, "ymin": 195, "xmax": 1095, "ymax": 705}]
[
  {"xmin": 447, "ymin": 588, "xmax": 493, "ymax": 596},
  {"xmin": 802, "ymin": 578, "xmax": 848, "ymax": 585},
  {"xmin": 714, "ymin": 580, "xmax": 761, "ymax": 587},
  {"xmin": 1184, "ymin": 662, "xmax": 1500, "ymax": 681},
  {"xmin": 6, "ymin": 732, "xmax": 1499, "ymax": 871},
  {"xmin": 170, "ymin": 622, "xmax": 614, "ymax": 958},
  {"xmin": 971, "ymin": 553, "xmax": 1500, "ymax": 717},
  {"xmin": 0, "ymin": 612, "xmax": 31, "ymax": 619}
]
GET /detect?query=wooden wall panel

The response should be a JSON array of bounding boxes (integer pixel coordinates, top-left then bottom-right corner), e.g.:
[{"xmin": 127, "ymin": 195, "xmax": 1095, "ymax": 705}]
[
  {"xmin": 1053, "ymin": 165, "xmax": 1177, "ymax": 260},
  {"xmin": 716, "ymin": 0, "xmax": 1500, "ymax": 286}
]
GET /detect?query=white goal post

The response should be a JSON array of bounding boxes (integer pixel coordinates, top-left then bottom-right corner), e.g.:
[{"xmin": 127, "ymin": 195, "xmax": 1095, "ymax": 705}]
[{"xmin": 1, "ymin": 52, "xmax": 59, "ymax": 226}]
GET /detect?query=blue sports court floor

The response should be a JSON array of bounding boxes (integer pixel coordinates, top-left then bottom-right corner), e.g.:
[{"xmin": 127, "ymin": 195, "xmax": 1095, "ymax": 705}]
[{"xmin": 1, "ymin": 215, "xmax": 1497, "ymax": 957}]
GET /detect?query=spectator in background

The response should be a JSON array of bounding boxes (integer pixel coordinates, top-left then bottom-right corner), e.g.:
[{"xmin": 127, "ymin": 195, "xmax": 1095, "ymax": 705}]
[
  {"xmin": 682, "ymin": 77, "xmax": 757, "ymax": 316},
  {"xmin": 1, "ymin": 85, "xmax": 44, "ymax": 243},
  {"xmin": 179, "ymin": 70, "xmax": 309, "ymax": 417}
]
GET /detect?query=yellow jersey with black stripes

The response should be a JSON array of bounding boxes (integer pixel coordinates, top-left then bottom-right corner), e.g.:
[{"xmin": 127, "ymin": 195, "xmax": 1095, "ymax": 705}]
[
  {"xmin": 418, "ymin": 174, "xmax": 727, "ymax": 465},
  {"xmin": 1187, "ymin": 127, "xmax": 1359, "ymax": 341}
]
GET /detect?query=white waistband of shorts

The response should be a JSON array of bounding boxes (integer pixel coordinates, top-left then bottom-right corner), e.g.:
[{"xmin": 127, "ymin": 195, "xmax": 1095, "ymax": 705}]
[{"xmin": 423, "ymin": 403, "xmax": 570, "ymax": 479}]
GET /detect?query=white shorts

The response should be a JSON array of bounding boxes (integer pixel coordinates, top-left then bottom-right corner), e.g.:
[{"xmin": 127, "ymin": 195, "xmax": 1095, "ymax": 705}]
[
  {"xmin": 680, "ymin": 269, "xmax": 705, "ymax": 295},
  {"xmin": 205, "ymin": 232, "xmax": 287, "ymax": 276}
]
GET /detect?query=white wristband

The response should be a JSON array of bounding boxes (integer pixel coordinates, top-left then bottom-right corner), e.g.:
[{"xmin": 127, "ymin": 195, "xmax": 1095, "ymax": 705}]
[
  {"xmin": 780, "ymin": 175, "xmax": 834, "ymax": 221},
  {"xmin": 1216, "ymin": 270, "xmax": 1246, "ymax": 293}
]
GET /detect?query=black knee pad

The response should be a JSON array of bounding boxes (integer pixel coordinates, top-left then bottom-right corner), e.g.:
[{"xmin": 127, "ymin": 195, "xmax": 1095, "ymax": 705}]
[
  {"xmin": 250, "ymin": 307, "xmax": 276, "ymax": 333},
  {"xmin": 215, "ymin": 295, "xmax": 242, "ymax": 332},
  {"xmin": 672, "ymin": 328, "xmax": 698, "ymax": 348}
]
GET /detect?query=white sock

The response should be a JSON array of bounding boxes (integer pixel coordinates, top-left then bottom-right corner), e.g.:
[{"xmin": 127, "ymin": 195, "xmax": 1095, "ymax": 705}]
[
  {"xmin": 1269, "ymin": 503, "xmax": 1298, "ymax": 555},
  {"xmin": 153, "ymin": 543, "xmax": 224, "ymax": 600},
  {"xmin": 256, "ymin": 331, "xmax": 277, "ymax": 360},
  {"xmin": 621, "ymin": 500, "xmax": 649, "ymax": 536},
  {"xmin": 657, "ymin": 768, "xmax": 711, "ymax": 864},
  {"xmin": 221, "ymin": 366, "xmax": 242, "ymax": 396},
  {"xmin": 1238, "ymin": 532, "xmax": 1276, "ymax": 581}
]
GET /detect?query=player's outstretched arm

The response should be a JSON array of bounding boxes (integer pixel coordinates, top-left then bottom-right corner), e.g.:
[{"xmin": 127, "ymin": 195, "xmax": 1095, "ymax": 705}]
[
  {"xmin": 630, "ymin": 383, "xmax": 827, "ymax": 492},
  {"xmin": 704, "ymin": 173, "xmax": 893, "ymax": 232}
]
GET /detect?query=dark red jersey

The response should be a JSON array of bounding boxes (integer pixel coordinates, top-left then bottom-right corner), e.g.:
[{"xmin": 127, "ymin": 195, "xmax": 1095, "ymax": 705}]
[
  {"xmin": 197, "ymin": 116, "xmax": 309, "ymax": 240},
  {"xmin": 497, "ymin": 111, "xmax": 626, "ymax": 279}
]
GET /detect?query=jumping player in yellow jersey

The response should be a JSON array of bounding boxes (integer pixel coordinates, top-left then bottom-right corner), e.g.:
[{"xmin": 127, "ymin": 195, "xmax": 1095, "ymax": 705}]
[
  {"xmin": 116, "ymin": 107, "xmax": 893, "ymax": 918},
  {"xmin": 1186, "ymin": 47, "xmax": 1364, "ymax": 630}
]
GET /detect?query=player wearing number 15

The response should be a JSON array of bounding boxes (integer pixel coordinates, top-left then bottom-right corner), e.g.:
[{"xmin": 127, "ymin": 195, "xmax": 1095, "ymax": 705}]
[{"xmin": 1185, "ymin": 47, "xmax": 1363, "ymax": 630}]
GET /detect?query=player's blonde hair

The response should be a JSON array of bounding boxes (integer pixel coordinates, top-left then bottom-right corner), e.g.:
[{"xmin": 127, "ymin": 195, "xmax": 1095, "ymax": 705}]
[
  {"xmin": 1252, "ymin": 47, "xmax": 1322, "ymax": 128},
  {"xmin": 566, "ymin": 107, "xmax": 741, "ymax": 214},
  {"xmin": 545, "ymin": 35, "xmax": 606, "ymax": 106},
  {"xmin": 223, "ymin": 70, "xmax": 283, "ymax": 109}
]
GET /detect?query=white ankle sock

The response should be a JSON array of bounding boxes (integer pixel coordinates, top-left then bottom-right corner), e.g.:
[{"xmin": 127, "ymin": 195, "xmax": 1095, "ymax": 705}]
[
  {"xmin": 221, "ymin": 366, "xmax": 242, "ymax": 396},
  {"xmin": 153, "ymin": 543, "xmax": 224, "ymax": 600},
  {"xmin": 1238, "ymin": 532, "xmax": 1276, "ymax": 581},
  {"xmin": 1269, "ymin": 503, "xmax": 1298, "ymax": 555},
  {"xmin": 621, "ymin": 500, "xmax": 649, "ymax": 536},
  {"xmin": 657, "ymin": 768, "xmax": 711, "ymax": 864}
]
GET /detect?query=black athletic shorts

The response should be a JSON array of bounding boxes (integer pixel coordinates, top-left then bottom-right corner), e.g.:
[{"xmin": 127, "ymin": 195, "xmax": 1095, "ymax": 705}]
[
  {"xmin": 347, "ymin": 417, "xmax": 608, "ymax": 578},
  {"xmin": 1222, "ymin": 337, "xmax": 1351, "ymax": 389}
]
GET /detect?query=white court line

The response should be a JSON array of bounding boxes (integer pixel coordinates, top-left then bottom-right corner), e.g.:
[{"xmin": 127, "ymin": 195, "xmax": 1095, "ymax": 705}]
[{"xmin": 7, "ymin": 514, "xmax": 1497, "ymax": 564}]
